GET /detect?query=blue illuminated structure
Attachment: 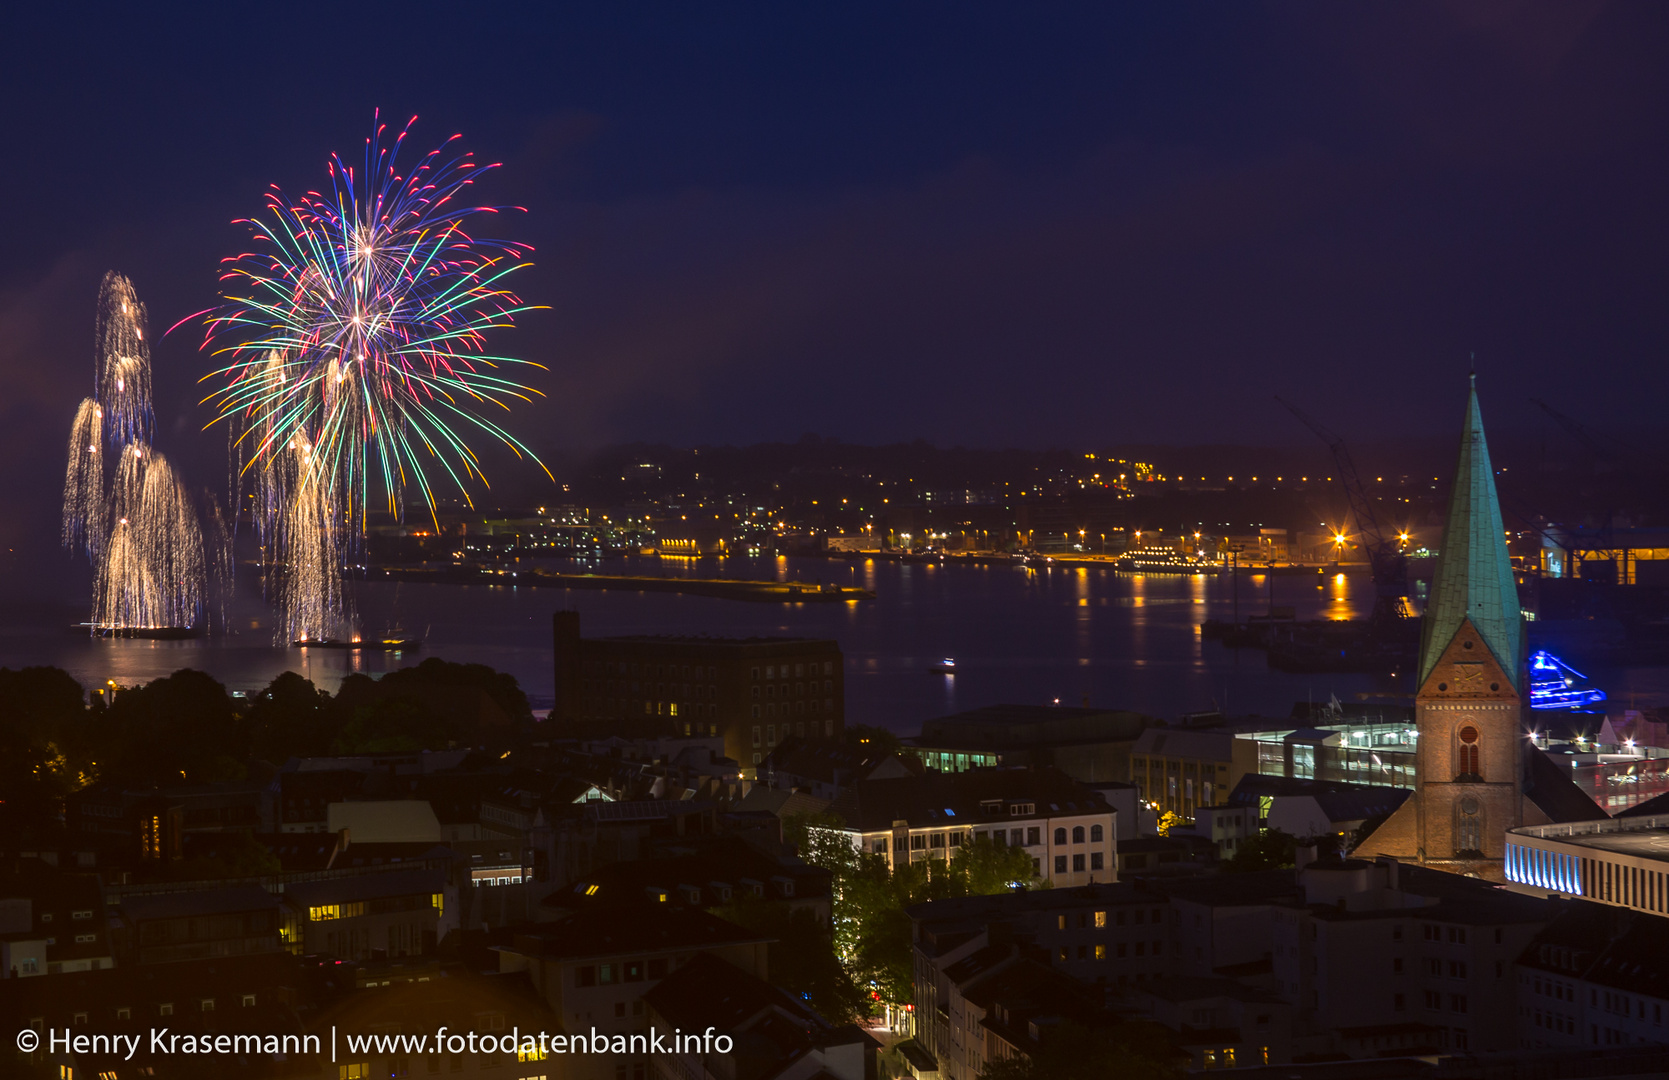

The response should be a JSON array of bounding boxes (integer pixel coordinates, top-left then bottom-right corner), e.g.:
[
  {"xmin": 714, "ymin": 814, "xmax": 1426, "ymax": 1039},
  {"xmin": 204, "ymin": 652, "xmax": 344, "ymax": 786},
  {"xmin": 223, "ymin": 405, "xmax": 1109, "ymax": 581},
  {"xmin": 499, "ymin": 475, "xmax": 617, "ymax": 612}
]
[
  {"xmin": 1528, "ymin": 650, "xmax": 1607, "ymax": 711},
  {"xmin": 1505, "ymin": 841, "xmax": 1583, "ymax": 895}
]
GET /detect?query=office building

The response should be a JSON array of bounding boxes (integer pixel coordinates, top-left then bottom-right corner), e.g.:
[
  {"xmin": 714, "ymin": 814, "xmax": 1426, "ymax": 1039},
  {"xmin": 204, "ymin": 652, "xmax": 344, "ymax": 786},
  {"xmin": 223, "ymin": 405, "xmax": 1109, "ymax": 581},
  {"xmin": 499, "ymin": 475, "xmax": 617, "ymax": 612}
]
[{"xmin": 552, "ymin": 610, "xmax": 845, "ymax": 771}]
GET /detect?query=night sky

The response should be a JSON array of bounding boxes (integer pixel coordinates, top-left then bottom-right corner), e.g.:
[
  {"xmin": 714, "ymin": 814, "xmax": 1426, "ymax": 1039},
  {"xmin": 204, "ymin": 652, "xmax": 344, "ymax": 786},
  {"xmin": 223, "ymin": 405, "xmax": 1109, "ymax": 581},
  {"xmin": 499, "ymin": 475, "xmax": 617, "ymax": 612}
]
[{"xmin": 2, "ymin": 3, "xmax": 1666, "ymax": 571}]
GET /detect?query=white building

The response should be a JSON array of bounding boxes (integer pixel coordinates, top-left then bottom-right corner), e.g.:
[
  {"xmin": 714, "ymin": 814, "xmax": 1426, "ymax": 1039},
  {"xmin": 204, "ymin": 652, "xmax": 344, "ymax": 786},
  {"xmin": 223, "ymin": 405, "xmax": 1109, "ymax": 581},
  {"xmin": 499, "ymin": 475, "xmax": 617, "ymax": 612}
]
[{"xmin": 827, "ymin": 766, "xmax": 1117, "ymax": 887}]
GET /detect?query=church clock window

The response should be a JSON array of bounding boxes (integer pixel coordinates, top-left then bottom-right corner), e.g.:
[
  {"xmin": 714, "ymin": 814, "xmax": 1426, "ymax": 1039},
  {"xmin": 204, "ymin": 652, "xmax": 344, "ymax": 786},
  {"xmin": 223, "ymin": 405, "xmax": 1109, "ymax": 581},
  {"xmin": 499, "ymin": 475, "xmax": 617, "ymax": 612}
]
[
  {"xmin": 1456, "ymin": 725, "xmax": 1481, "ymax": 780},
  {"xmin": 1456, "ymin": 796, "xmax": 1483, "ymax": 857}
]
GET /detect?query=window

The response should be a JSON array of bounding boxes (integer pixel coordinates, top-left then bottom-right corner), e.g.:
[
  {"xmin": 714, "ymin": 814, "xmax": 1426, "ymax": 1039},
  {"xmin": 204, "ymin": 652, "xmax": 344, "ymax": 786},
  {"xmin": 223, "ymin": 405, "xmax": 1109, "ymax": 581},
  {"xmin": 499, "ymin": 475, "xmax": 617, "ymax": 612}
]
[
  {"xmin": 1091, "ymin": 852, "xmax": 1104, "ymax": 871},
  {"xmin": 1072, "ymin": 826, "xmax": 1085, "ymax": 844},
  {"xmin": 340, "ymin": 1065, "xmax": 370, "ymax": 1080},
  {"xmin": 1090, "ymin": 824, "xmax": 1104, "ymax": 843},
  {"xmin": 1058, "ymin": 915, "xmax": 1067, "ymax": 930},
  {"xmin": 1394, "ymin": 994, "xmax": 1406, "ymax": 1011},
  {"xmin": 116, "ymin": 1007, "xmax": 130, "ymax": 1020},
  {"xmin": 1027, "ymin": 827, "xmax": 1040, "ymax": 846},
  {"xmin": 1055, "ymin": 856, "xmax": 1068, "ymax": 873},
  {"xmin": 1094, "ymin": 910, "xmax": 1107, "ymax": 928},
  {"xmin": 200, "ymin": 999, "xmax": 214, "ymax": 1012},
  {"xmin": 1456, "ymin": 726, "xmax": 1481, "ymax": 779},
  {"xmin": 242, "ymin": 994, "xmax": 256, "ymax": 1007},
  {"xmin": 1456, "ymin": 797, "xmax": 1483, "ymax": 856},
  {"xmin": 74, "ymin": 1012, "xmax": 88, "ymax": 1025},
  {"xmin": 1095, "ymin": 944, "xmax": 1107, "ymax": 960},
  {"xmin": 1054, "ymin": 827, "xmax": 1067, "ymax": 845},
  {"xmin": 1073, "ymin": 854, "xmax": 1086, "ymax": 872},
  {"xmin": 159, "ymin": 1003, "xmax": 173, "ymax": 1016}
]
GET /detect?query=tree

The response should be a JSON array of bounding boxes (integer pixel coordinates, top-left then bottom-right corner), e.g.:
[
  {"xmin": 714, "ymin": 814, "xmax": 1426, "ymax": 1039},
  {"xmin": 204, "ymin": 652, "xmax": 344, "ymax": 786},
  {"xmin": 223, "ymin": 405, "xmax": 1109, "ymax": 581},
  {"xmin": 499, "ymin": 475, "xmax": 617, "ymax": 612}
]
[
  {"xmin": 1224, "ymin": 827, "xmax": 1299, "ymax": 873},
  {"xmin": 710, "ymin": 893, "xmax": 867, "ymax": 1023},
  {"xmin": 977, "ymin": 1020, "xmax": 1182, "ymax": 1080},
  {"xmin": 171, "ymin": 829, "xmax": 283, "ymax": 880},
  {"xmin": 0, "ymin": 666, "xmax": 94, "ymax": 824},
  {"xmin": 788, "ymin": 811, "xmax": 1047, "ymax": 1013},
  {"xmin": 841, "ymin": 724, "xmax": 910, "ymax": 759},
  {"xmin": 94, "ymin": 669, "xmax": 248, "ymax": 784},
  {"xmin": 248, "ymin": 671, "xmax": 336, "ymax": 761},
  {"xmin": 943, "ymin": 835, "xmax": 1039, "ymax": 896}
]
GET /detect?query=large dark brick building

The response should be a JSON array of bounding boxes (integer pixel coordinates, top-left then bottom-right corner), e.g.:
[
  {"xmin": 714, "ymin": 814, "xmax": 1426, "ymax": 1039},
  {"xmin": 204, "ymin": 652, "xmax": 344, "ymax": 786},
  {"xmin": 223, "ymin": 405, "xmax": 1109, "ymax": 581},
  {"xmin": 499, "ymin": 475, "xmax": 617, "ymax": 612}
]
[{"xmin": 552, "ymin": 611, "xmax": 845, "ymax": 770}]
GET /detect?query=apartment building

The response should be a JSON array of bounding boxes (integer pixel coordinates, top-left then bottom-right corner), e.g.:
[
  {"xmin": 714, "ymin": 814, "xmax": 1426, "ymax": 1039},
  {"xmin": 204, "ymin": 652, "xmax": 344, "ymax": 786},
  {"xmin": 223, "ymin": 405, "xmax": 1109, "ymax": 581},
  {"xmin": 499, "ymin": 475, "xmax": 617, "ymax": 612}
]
[
  {"xmin": 282, "ymin": 868, "xmax": 451, "ymax": 960},
  {"xmin": 553, "ymin": 610, "xmax": 845, "ymax": 769},
  {"xmin": 644, "ymin": 952, "xmax": 874, "ymax": 1080},
  {"xmin": 829, "ymin": 766, "xmax": 1116, "ymax": 888},
  {"xmin": 497, "ymin": 904, "xmax": 772, "ymax": 1080},
  {"xmin": 1135, "ymin": 977, "xmax": 1295, "ymax": 1069},
  {"xmin": 909, "ymin": 881, "xmax": 1175, "ymax": 1034},
  {"xmin": 110, "ymin": 886, "xmax": 280, "ymax": 965},
  {"xmin": 1514, "ymin": 903, "xmax": 1669, "ymax": 1050},
  {"xmin": 0, "ymin": 860, "xmax": 113, "ymax": 976},
  {"xmin": 913, "ymin": 941, "xmax": 1108, "ymax": 1080},
  {"xmin": 1269, "ymin": 858, "xmax": 1557, "ymax": 1054}
]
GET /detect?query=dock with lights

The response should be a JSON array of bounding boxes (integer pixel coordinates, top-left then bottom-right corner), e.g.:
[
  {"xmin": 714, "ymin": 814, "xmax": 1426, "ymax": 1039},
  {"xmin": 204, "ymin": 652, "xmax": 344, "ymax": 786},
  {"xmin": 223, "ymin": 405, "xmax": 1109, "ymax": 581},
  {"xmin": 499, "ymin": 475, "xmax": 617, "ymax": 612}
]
[{"xmin": 365, "ymin": 565, "xmax": 873, "ymax": 603}]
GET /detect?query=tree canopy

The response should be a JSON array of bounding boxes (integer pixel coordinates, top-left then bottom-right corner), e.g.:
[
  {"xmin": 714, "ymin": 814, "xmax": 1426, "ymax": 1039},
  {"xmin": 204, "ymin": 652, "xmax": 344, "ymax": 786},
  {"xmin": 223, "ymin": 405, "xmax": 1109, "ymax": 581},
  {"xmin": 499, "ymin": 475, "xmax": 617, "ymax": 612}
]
[{"xmin": 786, "ymin": 813, "xmax": 1043, "ymax": 1011}]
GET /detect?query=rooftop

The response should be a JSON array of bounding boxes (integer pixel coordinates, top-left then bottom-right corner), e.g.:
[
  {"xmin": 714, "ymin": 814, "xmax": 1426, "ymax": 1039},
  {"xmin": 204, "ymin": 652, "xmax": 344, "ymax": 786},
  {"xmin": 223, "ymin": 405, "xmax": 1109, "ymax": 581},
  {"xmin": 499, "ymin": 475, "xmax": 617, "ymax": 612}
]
[
  {"xmin": 511, "ymin": 904, "xmax": 770, "ymax": 961},
  {"xmin": 827, "ymin": 766, "xmax": 1110, "ymax": 833}
]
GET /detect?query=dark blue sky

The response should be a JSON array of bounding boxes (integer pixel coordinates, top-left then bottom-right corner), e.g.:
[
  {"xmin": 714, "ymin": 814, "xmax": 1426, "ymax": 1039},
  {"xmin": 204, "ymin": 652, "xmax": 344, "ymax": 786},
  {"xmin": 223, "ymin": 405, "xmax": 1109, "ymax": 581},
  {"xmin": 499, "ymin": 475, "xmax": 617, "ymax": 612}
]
[{"xmin": 1, "ymin": 2, "xmax": 1665, "ymax": 555}]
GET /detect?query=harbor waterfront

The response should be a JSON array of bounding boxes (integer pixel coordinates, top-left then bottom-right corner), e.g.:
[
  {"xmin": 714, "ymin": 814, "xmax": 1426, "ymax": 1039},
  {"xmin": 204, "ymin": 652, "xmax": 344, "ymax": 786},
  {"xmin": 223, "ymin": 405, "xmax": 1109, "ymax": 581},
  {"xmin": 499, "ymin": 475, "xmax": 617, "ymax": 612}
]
[{"xmin": 7, "ymin": 555, "xmax": 1668, "ymax": 729}]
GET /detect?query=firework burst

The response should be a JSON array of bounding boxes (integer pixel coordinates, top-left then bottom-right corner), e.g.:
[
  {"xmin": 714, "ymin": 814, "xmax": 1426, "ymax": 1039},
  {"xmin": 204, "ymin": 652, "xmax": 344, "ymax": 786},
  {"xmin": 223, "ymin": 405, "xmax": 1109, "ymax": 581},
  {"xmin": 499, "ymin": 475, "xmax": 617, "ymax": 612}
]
[{"xmin": 200, "ymin": 112, "xmax": 550, "ymax": 527}]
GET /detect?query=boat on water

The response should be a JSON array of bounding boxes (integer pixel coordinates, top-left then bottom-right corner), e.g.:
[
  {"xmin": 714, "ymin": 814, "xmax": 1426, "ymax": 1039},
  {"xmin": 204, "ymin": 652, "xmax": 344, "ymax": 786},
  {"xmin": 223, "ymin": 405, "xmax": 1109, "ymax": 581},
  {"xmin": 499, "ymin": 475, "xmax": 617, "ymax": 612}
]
[
  {"xmin": 70, "ymin": 623, "xmax": 201, "ymax": 640},
  {"xmin": 292, "ymin": 637, "xmax": 423, "ymax": 652},
  {"xmin": 1116, "ymin": 547, "xmax": 1219, "ymax": 574},
  {"xmin": 929, "ymin": 657, "xmax": 957, "ymax": 673},
  {"xmin": 1528, "ymin": 650, "xmax": 1606, "ymax": 710}
]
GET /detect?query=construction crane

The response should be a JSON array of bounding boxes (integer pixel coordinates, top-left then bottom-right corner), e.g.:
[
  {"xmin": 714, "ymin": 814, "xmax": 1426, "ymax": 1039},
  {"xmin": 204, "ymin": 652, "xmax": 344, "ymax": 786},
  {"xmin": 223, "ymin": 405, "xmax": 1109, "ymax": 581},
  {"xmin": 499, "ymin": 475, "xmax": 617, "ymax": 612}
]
[{"xmin": 1277, "ymin": 397, "xmax": 1412, "ymax": 625}]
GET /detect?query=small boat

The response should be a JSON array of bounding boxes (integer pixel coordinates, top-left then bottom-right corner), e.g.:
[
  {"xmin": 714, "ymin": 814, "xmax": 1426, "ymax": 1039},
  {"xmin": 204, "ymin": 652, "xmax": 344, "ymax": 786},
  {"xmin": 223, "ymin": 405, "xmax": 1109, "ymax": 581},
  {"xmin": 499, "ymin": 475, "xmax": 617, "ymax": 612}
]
[
  {"xmin": 929, "ymin": 657, "xmax": 957, "ymax": 673},
  {"xmin": 292, "ymin": 637, "xmax": 422, "ymax": 651}
]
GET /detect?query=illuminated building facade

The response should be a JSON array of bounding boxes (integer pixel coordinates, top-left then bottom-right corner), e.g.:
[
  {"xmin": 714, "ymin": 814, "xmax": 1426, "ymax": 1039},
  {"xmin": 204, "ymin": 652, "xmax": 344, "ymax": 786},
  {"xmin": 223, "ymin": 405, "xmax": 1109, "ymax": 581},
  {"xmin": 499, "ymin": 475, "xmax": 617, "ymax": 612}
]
[{"xmin": 1503, "ymin": 813, "xmax": 1669, "ymax": 916}]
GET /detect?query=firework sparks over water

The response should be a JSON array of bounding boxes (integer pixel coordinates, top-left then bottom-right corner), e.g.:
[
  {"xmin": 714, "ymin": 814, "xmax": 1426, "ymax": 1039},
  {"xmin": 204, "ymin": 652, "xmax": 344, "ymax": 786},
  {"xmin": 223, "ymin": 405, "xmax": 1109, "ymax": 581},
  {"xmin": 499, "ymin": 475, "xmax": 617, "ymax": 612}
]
[
  {"xmin": 199, "ymin": 114, "xmax": 548, "ymax": 640},
  {"xmin": 62, "ymin": 273, "xmax": 207, "ymax": 632}
]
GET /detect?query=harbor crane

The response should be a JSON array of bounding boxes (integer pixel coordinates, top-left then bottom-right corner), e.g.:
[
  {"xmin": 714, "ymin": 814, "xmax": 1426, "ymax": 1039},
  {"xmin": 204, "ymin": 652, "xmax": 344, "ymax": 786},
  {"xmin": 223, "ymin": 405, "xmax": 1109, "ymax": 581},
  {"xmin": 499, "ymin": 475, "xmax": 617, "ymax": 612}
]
[{"xmin": 1276, "ymin": 397, "xmax": 1412, "ymax": 625}]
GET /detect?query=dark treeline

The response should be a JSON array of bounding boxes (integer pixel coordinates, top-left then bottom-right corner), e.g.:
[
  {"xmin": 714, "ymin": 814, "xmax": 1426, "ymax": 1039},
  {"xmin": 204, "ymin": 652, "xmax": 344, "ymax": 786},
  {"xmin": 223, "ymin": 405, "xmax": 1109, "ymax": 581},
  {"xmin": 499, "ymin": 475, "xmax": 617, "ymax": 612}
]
[{"xmin": 0, "ymin": 658, "xmax": 533, "ymax": 825}]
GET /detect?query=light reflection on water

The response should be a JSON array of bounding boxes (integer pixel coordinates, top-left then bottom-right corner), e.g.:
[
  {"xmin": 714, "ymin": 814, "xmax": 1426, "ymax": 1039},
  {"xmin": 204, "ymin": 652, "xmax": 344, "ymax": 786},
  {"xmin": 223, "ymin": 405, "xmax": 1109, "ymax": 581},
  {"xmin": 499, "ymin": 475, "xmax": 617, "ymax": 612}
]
[{"xmin": 4, "ymin": 556, "xmax": 1665, "ymax": 731}]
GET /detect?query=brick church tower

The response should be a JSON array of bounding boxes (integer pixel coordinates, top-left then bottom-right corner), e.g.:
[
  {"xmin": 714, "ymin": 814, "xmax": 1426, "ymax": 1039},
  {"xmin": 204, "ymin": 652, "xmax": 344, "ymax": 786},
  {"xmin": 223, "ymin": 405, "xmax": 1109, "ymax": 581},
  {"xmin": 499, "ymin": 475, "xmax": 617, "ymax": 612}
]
[{"xmin": 1361, "ymin": 376, "xmax": 1604, "ymax": 874}]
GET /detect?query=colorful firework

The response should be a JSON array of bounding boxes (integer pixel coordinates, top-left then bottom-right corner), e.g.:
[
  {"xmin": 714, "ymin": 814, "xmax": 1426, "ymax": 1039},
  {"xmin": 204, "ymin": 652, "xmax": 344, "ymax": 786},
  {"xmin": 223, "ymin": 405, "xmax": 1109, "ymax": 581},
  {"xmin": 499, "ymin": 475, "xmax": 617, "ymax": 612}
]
[{"xmin": 200, "ymin": 112, "xmax": 549, "ymax": 525}]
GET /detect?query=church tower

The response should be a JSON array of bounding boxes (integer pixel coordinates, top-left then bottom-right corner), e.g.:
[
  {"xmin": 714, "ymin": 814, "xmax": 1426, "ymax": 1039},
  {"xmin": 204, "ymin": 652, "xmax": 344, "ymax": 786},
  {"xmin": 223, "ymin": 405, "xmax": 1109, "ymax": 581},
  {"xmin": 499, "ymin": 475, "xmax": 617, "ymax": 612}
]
[
  {"xmin": 1360, "ymin": 375, "xmax": 1535, "ymax": 874},
  {"xmin": 1409, "ymin": 374, "xmax": 1526, "ymax": 869}
]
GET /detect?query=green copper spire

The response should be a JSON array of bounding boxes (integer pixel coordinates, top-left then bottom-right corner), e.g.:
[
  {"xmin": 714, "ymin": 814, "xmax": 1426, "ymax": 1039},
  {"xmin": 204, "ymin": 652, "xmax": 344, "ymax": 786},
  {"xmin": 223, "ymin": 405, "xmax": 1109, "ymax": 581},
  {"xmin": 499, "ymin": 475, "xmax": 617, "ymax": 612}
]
[{"xmin": 1419, "ymin": 374, "xmax": 1524, "ymax": 691}]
